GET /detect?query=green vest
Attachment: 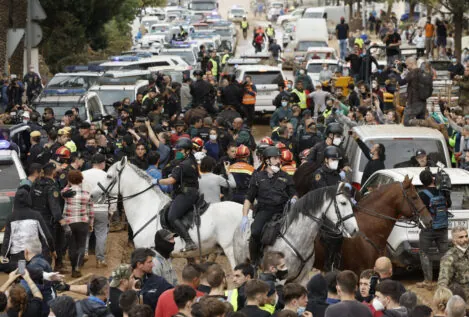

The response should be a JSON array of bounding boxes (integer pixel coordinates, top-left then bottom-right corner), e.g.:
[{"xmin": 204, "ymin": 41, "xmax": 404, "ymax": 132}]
[
  {"xmin": 209, "ymin": 58, "xmax": 218, "ymax": 76},
  {"xmin": 266, "ymin": 27, "xmax": 274, "ymax": 37},
  {"xmin": 221, "ymin": 54, "xmax": 230, "ymax": 65},
  {"xmin": 292, "ymin": 89, "xmax": 307, "ymax": 109},
  {"xmin": 241, "ymin": 21, "xmax": 248, "ymax": 29},
  {"xmin": 225, "ymin": 289, "xmax": 238, "ymax": 311}
]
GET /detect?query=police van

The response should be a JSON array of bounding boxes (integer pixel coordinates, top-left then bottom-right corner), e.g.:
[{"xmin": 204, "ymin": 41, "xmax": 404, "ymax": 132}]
[
  {"xmin": 99, "ymin": 55, "xmax": 188, "ymax": 72},
  {"xmin": 159, "ymin": 43, "xmax": 200, "ymax": 69},
  {"xmin": 44, "ymin": 69, "xmax": 103, "ymax": 92},
  {"xmin": 361, "ymin": 167, "xmax": 469, "ymax": 271},
  {"xmin": 32, "ymin": 88, "xmax": 108, "ymax": 124},
  {"xmin": 234, "ymin": 65, "xmax": 286, "ymax": 114}
]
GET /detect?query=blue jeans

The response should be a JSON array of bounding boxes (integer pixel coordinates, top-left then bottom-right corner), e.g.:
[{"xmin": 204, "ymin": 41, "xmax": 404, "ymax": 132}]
[{"xmin": 339, "ymin": 39, "xmax": 347, "ymax": 59}]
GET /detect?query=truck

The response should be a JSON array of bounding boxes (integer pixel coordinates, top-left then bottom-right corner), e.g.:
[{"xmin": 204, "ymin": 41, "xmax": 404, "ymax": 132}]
[{"xmin": 187, "ymin": 0, "xmax": 218, "ymax": 16}]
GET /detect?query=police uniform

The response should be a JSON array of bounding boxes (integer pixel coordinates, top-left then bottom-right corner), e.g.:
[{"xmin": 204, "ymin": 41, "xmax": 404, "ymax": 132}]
[
  {"xmin": 311, "ymin": 164, "xmax": 341, "ymax": 191},
  {"xmin": 229, "ymin": 161, "xmax": 255, "ymax": 204},
  {"xmin": 27, "ymin": 143, "xmax": 45, "ymax": 167},
  {"xmin": 438, "ymin": 246, "xmax": 469, "ymax": 296},
  {"xmin": 190, "ymin": 79, "xmax": 216, "ymax": 114},
  {"xmin": 246, "ymin": 169, "xmax": 295, "ymax": 263}
]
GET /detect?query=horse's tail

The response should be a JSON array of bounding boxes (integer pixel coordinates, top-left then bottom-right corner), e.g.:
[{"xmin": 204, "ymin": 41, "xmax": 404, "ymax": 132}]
[{"xmin": 293, "ymin": 161, "xmax": 322, "ymax": 198}]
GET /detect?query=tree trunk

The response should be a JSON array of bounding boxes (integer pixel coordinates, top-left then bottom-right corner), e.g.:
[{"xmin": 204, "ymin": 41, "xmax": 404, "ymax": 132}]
[
  {"xmin": 386, "ymin": 0, "xmax": 393, "ymax": 20},
  {"xmin": 409, "ymin": 1, "xmax": 416, "ymax": 22},
  {"xmin": 349, "ymin": 0, "xmax": 353, "ymax": 21},
  {"xmin": 454, "ymin": 11, "xmax": 463, "ymax": 61}
]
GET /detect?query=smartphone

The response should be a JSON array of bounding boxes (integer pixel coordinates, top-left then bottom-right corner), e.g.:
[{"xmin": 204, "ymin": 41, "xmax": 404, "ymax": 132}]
[
  {"xmin": 369, "ymin": 275, "xmax": 379, "ymax": 295},
  {"xmin": 18, "ymin": 260, "xmax": 26, "ymax": 275}
]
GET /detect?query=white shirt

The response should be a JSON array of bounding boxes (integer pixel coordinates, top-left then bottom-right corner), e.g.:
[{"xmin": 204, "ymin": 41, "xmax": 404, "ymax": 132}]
[
  {"xmin": 413, "ymin": 35, "xmax": 425, "ymax": 49},
  {"xmin": 82, "ymin": 168, "xmax": 109, "ymax": 213}
]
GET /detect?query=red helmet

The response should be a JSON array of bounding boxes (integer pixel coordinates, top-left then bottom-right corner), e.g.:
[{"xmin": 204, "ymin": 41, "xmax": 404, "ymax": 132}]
[
  {"xmin": 55, "ymin": 146, "xmax": 71, "ymax": 159},
  {"xmin": 192, "ymin": 137, "xmax": 204, "ymax": 150},
  {"xmin": 299, "ymin": 148, "xmax": 311, "ymax": 161},
  {"xmin": 236, "ymin": 144, "xmax": 250, "ymax": 158},
  {"xmin": 275, "ymin": 142, "xmax": 287, "ymax": 152},
  {"xmin": 260, "ymin": 137, "xmax": 274, "ymax": 145},
  {"xmin": 281, "ymin": 150, "xmax": 294, "ymax": 163}
]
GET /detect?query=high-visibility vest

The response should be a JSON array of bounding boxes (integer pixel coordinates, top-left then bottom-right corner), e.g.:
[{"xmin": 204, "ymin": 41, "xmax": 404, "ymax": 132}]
[
  {"xmin": 292, "ymin": 89, "xmax": 307, "ymax": 109},
  {"xmin": 266, "ymin": 27, "xmax": 274, "ymax": 37},
  {"xmin": 209, "ymin": 58, "xmax": 218, "ymax": 76},
  {"xmin": 221, "ymin": 54, "xmax": 230, "ymax": 65},
  {"xmin": 260, "ymin": 303, "xmax": 276, "ymax": 314},
  {"xmin": 225, "ymin": 289, "xmax": 239, "ymax": 311},
  {"xmin": 241, "ymin": 21, "xmax": 248, "ymax": 29},
  {"xmin": 242, "ymin": 84, "xmax": 256, "ymax": 105}
]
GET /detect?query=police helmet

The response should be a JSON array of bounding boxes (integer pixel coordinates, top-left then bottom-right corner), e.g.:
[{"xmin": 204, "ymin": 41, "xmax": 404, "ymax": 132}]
[
  {"xmin": 193, "ymin": 70, "xmax": 203, "ymax": 77},
  {"xmin": 256, "ymin": 142, "xmax": 270, "ymax": 154},
  {"xmin": 175, "ymin": 137, "xmax": 193, "ymax": 150},
  {"xmin": 325, "ymin": 122, "xmax": 343, "ymax": 136},
  {"xmin": 324, "ymin": 146, "xmax": 342, "ymax": 160},
  {"xmin": 263, "ymin": 146, "xmax": 281, "ymax": 158}
]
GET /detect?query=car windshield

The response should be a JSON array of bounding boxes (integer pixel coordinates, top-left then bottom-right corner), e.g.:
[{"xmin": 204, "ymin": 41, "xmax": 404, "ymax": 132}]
[
  {"xmin": 245, "ymin": 71, "xmax": 283, "ymax": 85},
  {"xmin": 213, "ymin": 28, "xmax": 232, "ymax": 37},
  {"xmin": 359, "ymin": 139, "xmax": 447, "ymax": 172},
  {"xmin": 150, "ymin": 26, "xmax": 168, "ymax": 33},
  {"xmin": 46, "ymin": 75, "xmax": 97, "ymax": 90},
  {"xmin": 307, "ymin": 63, "xmax": 338, "ymax": 74},
  {"xmin": 231, "ymin": 9, "xmax": 245, "ymax": 15},
  {"xmin": 416, "ymin": 184, "xmax": 469, "ymax": 210},
  {"xmin": 0, "ymin": 160, "xmax": 20, "ymax": 191},
  {"xmin": 94, "ymin": 90, "xmax": 136, "ymax": 106},
  {"xmin": 162, "ymin": 50, "xmax": 196, "ymax": 65},
  {"xmin": 271, "ymin": 3, "xmax": 283, "ymax": 8},
  {"xmin": 34, "ymin": 103, "xmax": 87, "ymax": 120},
  {"xmin": 430, "ymin": 61, "xmax": 451, "ymax": 71},
  {"xmin": 303, "ymin": 12, "xmax": 323, "ymax": 18},
  {"xmin": 191, "ymin": 2, "xmax": 216, "ymax": 10},
  {"xmin": 297, "ymin": 41, "xmax": 327, "ymax": 51},
  {"xmin": 143, "ymin": 20, "xmax": 160, "ymax": 29}
]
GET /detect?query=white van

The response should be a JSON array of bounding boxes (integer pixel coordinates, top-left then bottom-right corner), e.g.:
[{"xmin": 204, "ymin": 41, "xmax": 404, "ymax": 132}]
[
  {"xmin": 234, "ymin": 65, "xmax": 286, "ymax": 114},
  {"xmin": 303, "ymin": 6, "xmax": 349, "ymax": 25},
  {"xmin": 343, "ymin": 125, "xmax": 451, "ymax": 190}
]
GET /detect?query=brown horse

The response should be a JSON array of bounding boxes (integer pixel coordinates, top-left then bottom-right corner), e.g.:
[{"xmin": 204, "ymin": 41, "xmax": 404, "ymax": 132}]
[{"xmin": 313, "ymin": 176, "xmax": 433, "ymax": 275}]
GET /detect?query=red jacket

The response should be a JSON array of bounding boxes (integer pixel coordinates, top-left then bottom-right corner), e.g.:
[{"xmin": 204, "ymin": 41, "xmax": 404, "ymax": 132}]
[{"xmin": 155, "ymin": 287, "xmax": 204, "ymax": 317}]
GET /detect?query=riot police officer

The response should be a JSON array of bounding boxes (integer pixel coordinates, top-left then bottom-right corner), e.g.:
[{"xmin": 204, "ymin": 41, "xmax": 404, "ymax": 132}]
[
  {"xmin": 311, "ymin": 146, "xmax": 345, "ymax": 272},
  {"xmin": 190, "ymin": 70, "xmax": 217, "ymax": 114},
  {"xmin": 240, "ymin": 146, "xmax": 296, "ymax": 265},
  {"xmin": 308, "ymin": 122, "xmax": 349, "ymax": 170},
  {"xmin": 156, "ymin": 138, "xmax": 199, "ymax": 252},
  {"xmin": 30, "ymin": 162, "xmax": 62, "ymax": 263}
]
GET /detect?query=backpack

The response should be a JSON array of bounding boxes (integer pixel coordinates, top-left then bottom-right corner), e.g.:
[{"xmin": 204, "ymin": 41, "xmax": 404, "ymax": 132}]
[
  {"xmin": 422, "ymin": 189, "xmax": 448, "ymax": 229},
  {"xmin": 418, "ymin": 69, "xmax": 433, "ymax": 100}
]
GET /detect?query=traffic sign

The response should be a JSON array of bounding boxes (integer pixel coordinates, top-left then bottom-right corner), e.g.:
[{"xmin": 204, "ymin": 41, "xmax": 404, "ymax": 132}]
[
  {"xmin": 31, "ymin": 0, "xmax": 47, "ymax": 20},
  {"xmin": 29, "ymin": 22, "xmax": 43, "ymax": 47},
  {"xmin": 7, "ymin": 29, "xmax": 25, "ymax": 58}
]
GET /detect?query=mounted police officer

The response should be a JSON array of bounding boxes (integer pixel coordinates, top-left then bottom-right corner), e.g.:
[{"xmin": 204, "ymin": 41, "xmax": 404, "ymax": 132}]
[
  {"xmin": 308, "ymin": 122, "xmax": 349, "ymax": 169},
  {"xmin": 312, "ymin": 146, "xmax": 345, "ymax": 272},
  {"xmin": 240, "ymin": 146, "xmax": 296, "ymax": 265},
  {"xmin": 156, "ymin": 138, "xmax": 199, "ymax": 252},
  {"xmin": 30, "ymin": 162, "xmax": 62, "ymax": 264}
]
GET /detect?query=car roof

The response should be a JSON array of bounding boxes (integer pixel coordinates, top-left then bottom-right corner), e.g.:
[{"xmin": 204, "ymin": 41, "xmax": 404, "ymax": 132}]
[
  {"xmin": 352, "ymin": 126, "xmax": 445, "ymax": 140},
  {"xmin": 373, "ymin": 168, "xmax": 469, "ymax": 186},
  {"xmin": 54, "ymin": 72, "xmax": 101, "ymax": 77},
  {"xmin": 235, "ymin": 65, "xmax": 282, "ymax": 71}
]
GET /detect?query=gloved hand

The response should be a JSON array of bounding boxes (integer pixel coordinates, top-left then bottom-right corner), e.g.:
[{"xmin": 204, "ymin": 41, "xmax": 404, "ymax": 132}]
[
  {"xmin": 350, "ymin": 197, "xmax": 357, "ymax": 205},
  {"xmin": 152, "ymin": 178, "xmax": 159, "ymax": 185},
  {"xmin": 62, "ymin": 189, "xmax": 76, "ymax": 198},
  {"xmin": 240, "ymin": 216, "xmax": 249, "ymax": 232},
  {"xmin": 62, "ymin": 224, "xmax": 72, "ymax": 237},
  {"xmin": 339, "ymin": 170, "xmax": 346, "ymax": 180}
]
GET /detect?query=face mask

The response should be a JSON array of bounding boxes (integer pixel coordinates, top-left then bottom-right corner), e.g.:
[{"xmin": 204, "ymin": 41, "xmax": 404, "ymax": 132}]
[
  {"xmin": 281, "ymin": 101, "xmax": 288, "ymax": 107},
  {"xmin": 333, "ymin": 137, "xmax": 342, "ymax": 146},
  {"xmin": 297, "ymin": 307, "xmax": 306, "ymax": 316},
  {"xmin": 328, "ymin": 159, "xmax": 339, "ymax": 170},
  {"xmin": 287, "ymin": 84, "xmax": 292, "ymax": 89},
  {"xmin": 323, "ymin": 67, "xmax": 327, "ymax": 71},
  {"xmin": 372, "ymin": 298, "xmax": 385, "ymax": 311},
  {"xmin": 299, "ymin": 70, "xmax": 305, "ymax": 75},
  {"xmin": 209, "ymin": 134, "xmax": 217, "ymax": 141},
  {"xmin": 276, "ymin": 268, "xmax": 288, "ymax": 280},
  {"xmin": 270, "ymin": 165, "xmax": 280, "ymax": 173},
  {"xmin": 176, "ymin": 152, "xmax": 185, "ymax": 160}
]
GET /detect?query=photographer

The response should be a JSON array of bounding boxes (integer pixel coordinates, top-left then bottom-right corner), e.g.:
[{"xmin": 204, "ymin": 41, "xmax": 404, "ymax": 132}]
[{"xmin": 416, "ymin": 168, "xmax": 451, "ymax": 290}]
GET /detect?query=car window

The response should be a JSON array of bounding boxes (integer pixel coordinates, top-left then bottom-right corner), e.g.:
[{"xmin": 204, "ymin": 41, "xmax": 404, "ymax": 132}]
[
  {"xmin": 34, "ymin": 103, "xmax": 87, "ymax": 120},
  {"xmin": 362, "ymin": 174, "xmax": 395, "ymax": 195},
  {"xmin": 0, "ymin": 161, "xmax": 20, "ymax": 191},
  {"xmin": 359, "ymin": 139, "xmax": 447, "ymax": 172},
  {"xmin": 244, "ymin": 71, "xmax": 284, "ymax": 85},
  {"xmin": 297, "ymin": 41, "xmax": 328, "ymax": 51},
  {"xmin": 307, "ymin": 64, "xmax": 338, "ymax": 74}
]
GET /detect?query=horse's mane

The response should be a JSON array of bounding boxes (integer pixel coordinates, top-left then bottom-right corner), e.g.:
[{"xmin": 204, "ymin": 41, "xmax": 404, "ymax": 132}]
[
  {"xmin": 288, "ymin": 185, "xmax": 340, "ymax": 225},
  {"xmin": 126, "ymin": 162, "xmax": 171, "ymax": 202}
]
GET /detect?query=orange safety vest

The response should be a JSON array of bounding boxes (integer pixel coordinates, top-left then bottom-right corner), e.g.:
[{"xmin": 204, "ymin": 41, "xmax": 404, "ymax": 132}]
[
  {"xmin": 281, "ymin": 164, "xmax": 297, "ymax": 176},
  {"xmin": 242, "ymin": 84, "xmax": 257, "ymax": 105}
]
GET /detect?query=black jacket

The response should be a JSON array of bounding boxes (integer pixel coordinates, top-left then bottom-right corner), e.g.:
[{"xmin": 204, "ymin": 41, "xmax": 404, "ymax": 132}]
[
  {"xmin": 221, "ymin": 84, "xmax": 243, "ymax": 107},
  {"xmin": 356, "ymin": 138, "xmax": 385, "ymax": 186}
]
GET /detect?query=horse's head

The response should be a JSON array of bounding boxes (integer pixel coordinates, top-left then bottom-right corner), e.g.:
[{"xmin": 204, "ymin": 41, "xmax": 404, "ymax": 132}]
[
  {"xmin": 399, "ymin": 175, "xmax": 432, "ymax": 229},
  {"xmin": 90, "ymin": 156, "xmax": 127, "ymax": 203},
  {"xmin": 324, "ymin": 183, "xmax": 359, "ymax": 238}
]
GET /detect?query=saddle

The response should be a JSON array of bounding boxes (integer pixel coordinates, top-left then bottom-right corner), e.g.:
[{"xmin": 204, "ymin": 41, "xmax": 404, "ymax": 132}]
[
  {"xmin": 160, "ymin": 194, "xmax": 210, "ymax": 232},
  {"xmin": 260, "ymin": 213, "xmax": 285, "ymax": 246}
]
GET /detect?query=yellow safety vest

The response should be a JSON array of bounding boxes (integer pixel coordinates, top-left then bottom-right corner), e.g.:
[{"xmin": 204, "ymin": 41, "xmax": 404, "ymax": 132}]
[
  {"xmin": 222, "ymin": 54, "xmax": 230, "ymax": 65},
  {"xmin": 241, "ymin": 21, "xmax": 248, "ymax": 29},
  {"xmin": 260, "ymin": 303, "xmax": 276, "ymax": 314},
  {"xmin": 266, "ymin": 27, "xmax": 275, "ymax": 37},
  {"xmin": 225, "ymin": 289, "xmax": 238, "ymax": 311},
  {"xmin": 209, "ymin": 58, "xmax": 218, "ymax": 76},
  {"xmin": 292, "ymin": 89, "xmax": 307, "ymax": 109}
]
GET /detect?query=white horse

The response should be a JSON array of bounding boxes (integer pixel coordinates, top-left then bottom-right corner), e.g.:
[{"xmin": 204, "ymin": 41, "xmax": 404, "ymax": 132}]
[
  {"xmin": 233, "ymin": 183, "xmax": 359, "ymax": 282},
  {"xmin": 90, "ymin": 157, "xmax": 245, "ymax": 268}
]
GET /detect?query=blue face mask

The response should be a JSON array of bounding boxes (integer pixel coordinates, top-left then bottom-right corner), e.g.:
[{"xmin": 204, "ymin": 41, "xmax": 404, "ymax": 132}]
[
  {"xmin": 281, "ymin": 101, "xmax": 288, "ymax": 107},
  {"xmin": 297, "ymin": 307, "xmax": 306, "ymax": 316}
]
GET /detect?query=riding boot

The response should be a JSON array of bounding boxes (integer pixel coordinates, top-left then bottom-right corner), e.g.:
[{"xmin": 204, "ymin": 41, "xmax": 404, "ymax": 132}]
[
  {"xmin": 249, "ymin": 238, "xmax": 261, "ymax": 267},
  {"xmin": 173, "ymin": 219, "xmax": 197, "ymax": 251}
]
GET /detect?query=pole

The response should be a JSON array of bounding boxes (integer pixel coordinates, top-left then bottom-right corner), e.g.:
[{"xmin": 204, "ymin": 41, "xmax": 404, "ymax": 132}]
[
  {"xmin": 26, "ymin": 0, "xmax": 32, "ymax": 67},
  {"xmin": 362, "ymin": 0, "xmax": 366, "ymax": 29}
]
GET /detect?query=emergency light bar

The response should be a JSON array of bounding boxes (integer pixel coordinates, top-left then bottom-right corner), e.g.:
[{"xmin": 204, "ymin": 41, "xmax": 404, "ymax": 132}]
[
  {"xmin": 108, "ymin": 56, "xmax": 140, "ymax": 62},
  {"xmin": 42, "ymin": 88, "xmax": 87, "ymax": 96}
]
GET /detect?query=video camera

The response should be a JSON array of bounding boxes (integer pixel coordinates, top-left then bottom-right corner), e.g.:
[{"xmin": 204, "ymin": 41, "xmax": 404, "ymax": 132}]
[{"xmin": 435, "ymin": 163, "xmax": 451, "ymax": 192}]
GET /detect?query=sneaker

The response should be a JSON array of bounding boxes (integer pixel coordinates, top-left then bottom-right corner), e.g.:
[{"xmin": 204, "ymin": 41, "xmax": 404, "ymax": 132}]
[{"xmin": 96, "ymin": 260, "xmax": 108, "ymax": 268}]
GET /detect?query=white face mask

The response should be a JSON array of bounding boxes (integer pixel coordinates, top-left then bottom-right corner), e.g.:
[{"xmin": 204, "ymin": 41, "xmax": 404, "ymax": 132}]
[
  {"xmin": 299, "ymin": 70, "xmax": 305, "ymax": 75},
  {"xmin": 333, "ymin": 137, "xmax": 342, "ymax": 146},
  {"xmin": 281, "ymin": 101, "xmax": 288, "ymax": 107},
  {"xmin": 328, "ymin": 159, "xmax": 339, "ymax": 170},
  {"xmin": 270, "ymin": 165, "xmax": 280, "ymax": 173},
  {"xmin": 323, "ymin": 67, "xmax": 327, "ymax": 71},
  {"xmin": 372, "ymin": 82, "xmax": 378, "ymax": 89},
  {"xmin": 209, "ymin": 134, "xmax": 217, "ymax": 141},
  {"xmin": 372, "ymin": 298, "xmax": 385, "ymax": 311}
]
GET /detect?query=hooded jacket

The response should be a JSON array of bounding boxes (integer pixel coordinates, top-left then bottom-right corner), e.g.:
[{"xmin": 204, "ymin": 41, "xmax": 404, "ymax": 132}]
[
  {"xmin": 306, "ymin": 274, "xmax": 329, "ymax": 317},
  {"xmin": 1, "ymin": 188, "xmax": 54, "ymax": 257},
  {"xmin": 76, "ymin": 297, "xmax": 113, "ymax": 317}
]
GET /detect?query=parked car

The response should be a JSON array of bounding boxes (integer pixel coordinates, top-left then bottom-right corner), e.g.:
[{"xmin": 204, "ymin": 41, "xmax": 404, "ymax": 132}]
[{"xmin": 360, "ymin": 167, "xmax": 469, "ymax": 270}]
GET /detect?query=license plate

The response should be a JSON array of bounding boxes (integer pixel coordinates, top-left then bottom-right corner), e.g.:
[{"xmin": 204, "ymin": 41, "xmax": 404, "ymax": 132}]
[{"xmin": 449, "ymin": 220, "xmax": 469, "ymax": 229}]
